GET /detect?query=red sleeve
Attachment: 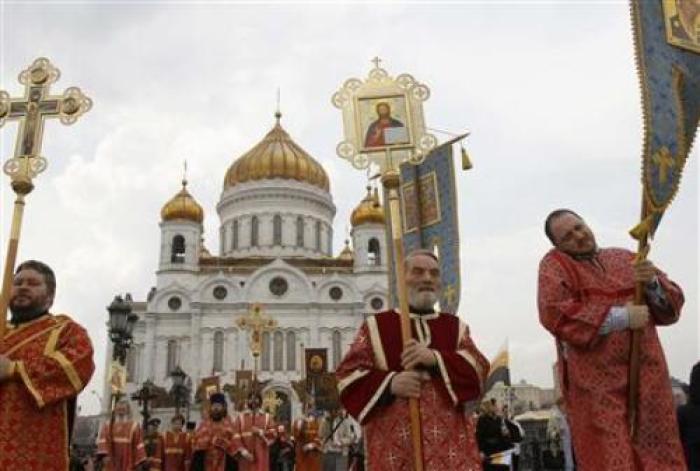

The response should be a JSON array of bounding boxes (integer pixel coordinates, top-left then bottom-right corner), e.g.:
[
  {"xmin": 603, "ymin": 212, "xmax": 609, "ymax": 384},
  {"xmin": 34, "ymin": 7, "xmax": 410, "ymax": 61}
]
[
  {"xmin": 537, "ymin": 252, "xmax": 610, "ymax": 347},
  {"xmin": 132, "ymin": 423, "xmax": 147, "ymax": 466},
  {"xmin": 15, "ymin": 319, "xmax": 94, "ymax": 408},
  {"xmin": 433, "ymin": 321, "xmax": 489, "ymax": 406},
  {"xmin": 650, "ymin": 269, "xmax": 684, "ymax": 325},
  {"xmin": 96, "ymin": 423, "xmax": 111, "ymax": 457},
  {"xmin": 335, "ymin": 321, "xmax": 396, "ymax": 425}
]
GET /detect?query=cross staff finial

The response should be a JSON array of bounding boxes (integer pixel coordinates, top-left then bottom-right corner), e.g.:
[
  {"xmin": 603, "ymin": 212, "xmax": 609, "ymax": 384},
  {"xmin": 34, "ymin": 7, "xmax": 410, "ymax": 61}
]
[
  {"xmin": 371, "ymin": 56, "xmax": 382, "ymax": 69},
  {"xmin": 275, "ymin": 88, "xmax": 282, "ymax": 123}
]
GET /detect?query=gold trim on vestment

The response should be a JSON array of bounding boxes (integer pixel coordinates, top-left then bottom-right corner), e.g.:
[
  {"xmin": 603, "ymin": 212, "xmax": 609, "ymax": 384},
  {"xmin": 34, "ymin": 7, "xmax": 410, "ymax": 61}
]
[
  {"xmin": 359, "ymin": 371, "xmax": 396, "ymax": 423},
  {"xmin": 44, "ymin": 322, "xmax": 83, "ymax": 393},
  {"xmin": 337, "ymin": 369, "xmax": 370, "ymax": 394},
  {"xmin": 434, "ymin": 351, "xmax": 458, "ymax": 405},
  {"xmin": 3, "ymin": 319, "xmax": 69, "ymax": 357},
  {"xmin": 15, "ymin": 360, "xmax": 44, "ymax": 407},
  {"xmin": 366, "ymin": 316, "xmax": 387, "ymax": 370},
  {"xmin": 165, "ymin": 448, "xmax": 184, "ymax": 454}
]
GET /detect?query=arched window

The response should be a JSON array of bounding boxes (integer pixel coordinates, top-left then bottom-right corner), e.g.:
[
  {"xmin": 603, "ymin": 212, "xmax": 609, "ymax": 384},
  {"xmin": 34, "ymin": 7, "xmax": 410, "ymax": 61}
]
[
  {"xmin": 327, "ymin": 225, "xmax": 333, "ymax": 255},
  {"xmin": 166, "ymin": 339, "xmax": 178, "ymax": 375},
  {"xmin": 251, "ymin": 216, "xmax": 259, "ymax": 247},
  {"xmin": 232, "ymin": 219, "xmax": 239, "ymax": 250},
  {"xmin": 213, "ymin": 331, "xmax": 224, "ymax": 373},
  {"xmin": 171, "ymin": 235, "xmax": 186, "ymax": 263},
  {"xmin": 126, "ymin": 345, "xmax": 139, "ymax": 383},
  {"xmin": 368, "ymin": 238, "xmax": 381, "ymax": 265},
  {"xmin": 273, "ymin": 215, "xmax": 283, "ymax": 245},
  {"xmin": 332, "ymin": 331, "xmax": 342, "ymax": 370},
  {"xmin": 261, "ymin": 332, "xmax": 271, "ymax": 371},
  {"xmin": 286, "ymin": 331, "xmax": 296, "ymax": 371},
  {"xmin": 296, "ymin": 216, "xmax": 305, "ymax": 247},
  {"xmin": 274, "ymin": 331, "xmax": 284, "ymax": 371},
  {"xmin": 315, "ymin": 221, "xmax": 322, "ymax": 251}
]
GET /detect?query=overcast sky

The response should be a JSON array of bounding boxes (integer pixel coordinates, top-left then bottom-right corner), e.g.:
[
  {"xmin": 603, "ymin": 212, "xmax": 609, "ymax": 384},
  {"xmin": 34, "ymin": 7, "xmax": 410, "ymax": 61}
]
[{"xmin": 1, "ymin": 1, "xmax": 697, "ymax": 415}]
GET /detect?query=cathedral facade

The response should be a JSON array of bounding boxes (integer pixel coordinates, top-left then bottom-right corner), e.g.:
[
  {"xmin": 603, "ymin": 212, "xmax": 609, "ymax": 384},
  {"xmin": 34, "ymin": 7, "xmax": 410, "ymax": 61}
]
[{"xmin": 102, "ymin": 114, "xmax": 389, "ymax": 422}]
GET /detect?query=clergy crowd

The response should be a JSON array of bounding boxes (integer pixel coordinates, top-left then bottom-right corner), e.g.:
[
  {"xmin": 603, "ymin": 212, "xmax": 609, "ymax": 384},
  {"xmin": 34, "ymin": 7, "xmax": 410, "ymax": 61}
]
[{"xmin": 1, "ymin": 209, "xmax": 696, "ymax": 470}]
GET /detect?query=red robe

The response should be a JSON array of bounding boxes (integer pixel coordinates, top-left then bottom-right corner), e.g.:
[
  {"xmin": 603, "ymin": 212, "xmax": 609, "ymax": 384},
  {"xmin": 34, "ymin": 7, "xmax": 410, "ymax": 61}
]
[
  {"xmin": 163, "ymin": 430, "xmax": 190, "ymax": 470},
  {"xmin": 0, "ymin": 313, "xmax": 95, "ymax": 471},
  {"xmin": 292, "ymin": 416, "xmax": 322, "ymax": 471},
  {"xmin": 238, "ymin": 410, "xmax": 276, "ymax": 471},
  {"xmin": 144, "ymin": 432, "xmax": 165, "ymax": 470},
  {"xmin": 538, "ymin": 247, "xmax": 686, "ymax": 470},
  {"xmin": 336, "ymin": 310, "xmax": 488, "ymax": 470},
  {"xmin": 192, "ymin": 416, "xmax": 244, "ymax": 471},
  {"xmin": 96, "ymin": 420, "xmax": 147, "ymax": 471}
]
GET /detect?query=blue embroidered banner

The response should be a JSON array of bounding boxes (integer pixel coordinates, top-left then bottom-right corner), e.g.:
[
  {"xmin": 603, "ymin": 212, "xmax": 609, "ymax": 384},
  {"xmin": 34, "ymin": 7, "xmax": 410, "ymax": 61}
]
[{"xmin": 631, "ymin": 0, "xmax": 700, "ymax": 238}]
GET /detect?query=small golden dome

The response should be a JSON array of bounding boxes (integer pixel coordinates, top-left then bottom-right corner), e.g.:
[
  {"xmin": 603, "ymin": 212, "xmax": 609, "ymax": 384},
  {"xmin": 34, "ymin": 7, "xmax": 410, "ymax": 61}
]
[
  {"xmin": 351, "ymin": 186, "xmax": 385, "ymax": 226},
  {"xmin": 223, "ymin": 114, "xmax": 330, "ymax": 192},
  {"xmin": 161, "ymin": 180, "xmax": 204, "ymax": 224},
  {"xmin": 338, "ymin": 239, "xmax": 354, "ymax": 261}
]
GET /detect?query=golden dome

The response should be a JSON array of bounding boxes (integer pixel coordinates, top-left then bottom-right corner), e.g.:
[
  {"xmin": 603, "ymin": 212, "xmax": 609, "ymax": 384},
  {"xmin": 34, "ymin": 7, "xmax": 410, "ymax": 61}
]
[
  {"xmin": 161, "ymin": 180, "xmax": 204, "ymax": 224},
  {"xmin": 338, "ymin": 239, "xmax": 354, "ymax": 261},
  {"xmin": 223, "ymin": 114, "xmax": 329, "ymax": 192},
  {"xmin": 351, "ymin": 186, "xmax": 385, "ymax": 226}
]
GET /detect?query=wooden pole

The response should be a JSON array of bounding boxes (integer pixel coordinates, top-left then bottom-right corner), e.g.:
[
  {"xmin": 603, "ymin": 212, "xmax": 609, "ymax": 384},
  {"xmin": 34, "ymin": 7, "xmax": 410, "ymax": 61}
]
[
  {"xmin": 0, "ymin": 193, "xmax": 28, "ymax": 338},
  {"xmin": 628, "ymin": 234, "xmax": 648, "ymax": 440},
  {"xmin": 382, "ymin": 170, "xmax": 423, "ymax": 471}
]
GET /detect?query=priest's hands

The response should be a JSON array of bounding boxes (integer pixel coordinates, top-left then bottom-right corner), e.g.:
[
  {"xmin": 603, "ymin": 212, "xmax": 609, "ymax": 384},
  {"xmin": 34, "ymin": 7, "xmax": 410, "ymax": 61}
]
[
  {"xmin": 633, "ymin": 259, "xmax": 657, "ymax": 284},
  {"xmin": 626, "ymin": 302, "xmax": 650, "ymax": 330},
  {"xmin": 401, "ymin": 339, "xmax": 437, "ymax": 371},
  {"xmin": 239, "ymin": 449, "xmax": 254, "ymax": 461},
  {"xmin": 0, "ymin": 355, "xmax": 14, "ymax": 382},
  {"xmin": 390, "ymin": 371, "xmax": 430, "ymax": 399}
]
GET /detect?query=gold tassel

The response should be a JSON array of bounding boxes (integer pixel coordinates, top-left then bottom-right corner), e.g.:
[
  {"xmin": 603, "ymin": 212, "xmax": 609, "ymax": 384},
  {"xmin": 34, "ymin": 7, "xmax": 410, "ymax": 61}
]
[
  {"xmin": 629, "ymin": 214, "xmax": 653, "ymax": 240},
  {"xmin": 461, "ymin": 146, "xmax": 473, "ymax": 170}
]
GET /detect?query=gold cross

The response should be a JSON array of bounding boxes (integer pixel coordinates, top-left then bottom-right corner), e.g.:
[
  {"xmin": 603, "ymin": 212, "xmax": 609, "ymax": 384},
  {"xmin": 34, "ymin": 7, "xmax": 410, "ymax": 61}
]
[
  {"xmin": 262, "ymin": 389, "xmax": 282, "ymax": 415},
  {"xmin": 371, "ymin": 56, "xmax": 382, "ymax": 69},
  {"xmin": 236, "ymin": 303, "xmax": 277, "ymax": 358},
  {"xmin": 652, "ymin": 146, "xmax": 675, "ymax": 184}
]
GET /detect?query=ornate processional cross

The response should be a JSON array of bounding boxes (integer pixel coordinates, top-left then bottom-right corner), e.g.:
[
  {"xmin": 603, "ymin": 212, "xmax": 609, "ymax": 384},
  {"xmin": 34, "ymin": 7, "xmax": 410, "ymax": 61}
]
[{"xmin": 236, "ymin": 303, "xmax": 277, "ymax": 377}]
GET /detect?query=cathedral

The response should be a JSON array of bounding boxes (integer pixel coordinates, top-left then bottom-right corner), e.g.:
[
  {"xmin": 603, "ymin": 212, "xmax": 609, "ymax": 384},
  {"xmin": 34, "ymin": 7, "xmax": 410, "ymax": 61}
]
[{"xmin": 102, "ymin": 112, "xmax": 389, "ymax": 422}]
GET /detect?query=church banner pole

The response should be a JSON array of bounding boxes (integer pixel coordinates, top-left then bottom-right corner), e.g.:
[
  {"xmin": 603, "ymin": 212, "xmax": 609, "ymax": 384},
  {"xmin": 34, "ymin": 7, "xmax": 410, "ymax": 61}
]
[
  {"xmin": 0, "ymin": 57, "xmax": 92, "ymax": 338},
  {"xmin": 382, "ymin": 168, "xmax": 424, "ymax": 471}
]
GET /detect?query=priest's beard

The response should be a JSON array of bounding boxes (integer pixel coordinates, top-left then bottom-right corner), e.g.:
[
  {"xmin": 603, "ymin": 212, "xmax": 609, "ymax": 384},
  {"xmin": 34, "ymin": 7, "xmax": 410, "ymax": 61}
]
[
  {"xmin": 210, "ymin": 409, "xmax": 226, "ymax": 422},
  {"xmin": 408, "ymin": 289, "xmax": 437, "ymax": 312},
  {"xmin": 9, "ymin": 301, "xmax": 48, "ymax": 325}
]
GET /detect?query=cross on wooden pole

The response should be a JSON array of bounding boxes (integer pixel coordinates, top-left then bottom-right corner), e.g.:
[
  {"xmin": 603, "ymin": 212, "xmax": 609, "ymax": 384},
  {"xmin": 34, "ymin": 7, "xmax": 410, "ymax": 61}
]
[
  {"xmin": 236, "ymin": 303, "xmax": 277, "ymax": 380},
  {"xmin": 0, "ymin": 57, "xmax": 92, "ymax": 338}
]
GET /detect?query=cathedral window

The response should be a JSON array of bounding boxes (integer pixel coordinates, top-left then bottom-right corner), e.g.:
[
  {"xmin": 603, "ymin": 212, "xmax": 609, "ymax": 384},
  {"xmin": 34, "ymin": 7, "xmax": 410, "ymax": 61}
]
[
  {"xmin": 286, "ymin": 331, "xmax": 296, "ymax": 371},
  {"xmin": 273, "ymin": 331, "xmax": 284, "ymax": 371},
  {"xmin": 296, "ymin": 216, "xmax": 305, "ymax": 247},
  {"xmin": 126, "ymin": 345, "xmax": 139, "ymax": 383},
  {"xmin": 329, "ymin": 286, "xmax": 343, "ymax": 301},
  {"xmin": 327, "ymin": 225, "xmax": 333, "ymax": 255},
  {"xmin": 213, "ymin": 331, "xmax": 224, "ymax": 372},
  {"xmin": 269, "ymin": 277, "xmax": 288, "ymax": 297},
  {"xmin": 315, "ymin": 220, "xmax": 322, "ymax": 251},
  {"xmin": 251, "ymin": 216, "xmax": 259, "ymax": 247},
  {"xmin": 371, "ymin": 297, "xmax": 384, "ymax": 311},
  {"xmin": 232, "ymin": 219, "xmax": 239, "ymax": 250},
  {"xmin": 261, "ymin": 332, "xmax": 271, "ymax": 371},
  {"xmin": 332, "ymin": 331, "xmax": 342, "ymax": 370},
  {"xmin": 171, "ymin": 235, "xmax": 186, "ymax": 263},
  {"xmin": 273, "ymin": 214, "xmax": 283, "ymax": 246},
  {"xmin": 166, "ymin": 339, "xmax": 178, "ymax": 376},
  {"xmin": 368, "ymin": 238, "xmax": 381, "ymax": 265},
  {"xmin": 213, "ymin": 286, "xmax": 227, "ymax": 300},
  {"xmin": 168, "ymin": 296, "xmax": 182, "ymax": 311}
]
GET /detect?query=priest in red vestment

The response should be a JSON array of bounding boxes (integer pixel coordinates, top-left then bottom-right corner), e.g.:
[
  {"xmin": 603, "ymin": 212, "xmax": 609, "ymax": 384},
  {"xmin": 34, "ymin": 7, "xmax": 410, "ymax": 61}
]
[
  {"xmin": 191, "ymin": 393, "xmax": 250, "ymax": 471},
  {"xmin": 163, "ymin": 414, "xmax": 190, "ymax": 471},
  {"xmin": 0, "ymin": 260, "xmax": 95, "ymax": 471},
  {"xmin": 336, "ymin": 250, "xmax": 489, "ymax": 470},
  {"xmin": 292, "ymin": 403, "xmax": 322, "ymax": 471},
  {"xmin": 96, "ymin": 399, "xmax": 147, "ymax": 470},
  {"xmin": 144, "ymin": 418, "xmax": 165, "ymax": 470},
  {"xmin": 538, "ymin": 209, "xmax": 685, "ymax": 470},
  {"xmin": 238, "ymin": 392, "xmax": 277, "ymax": 471}
]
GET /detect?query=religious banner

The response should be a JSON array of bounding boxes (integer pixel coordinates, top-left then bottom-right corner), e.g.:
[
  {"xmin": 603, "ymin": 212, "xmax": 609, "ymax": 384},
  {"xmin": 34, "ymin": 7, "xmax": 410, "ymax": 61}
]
[
  {"xmin": 109, "ymin": 361, "xmax": 127, "ymax": 396},
  {"xmin": 304, "ymin": 348, "xmax": 328, "ymax": 378},
  {"xmin": 196, "ymin": 375, "xmax": 221, "ymax": 402},
  {"xmin": 629, "ymin": 0, "xmax": 700, "ymax": 239},
  {"xmin": 384, "ymin": 142, "xmax": 462, "ymax": 313}
]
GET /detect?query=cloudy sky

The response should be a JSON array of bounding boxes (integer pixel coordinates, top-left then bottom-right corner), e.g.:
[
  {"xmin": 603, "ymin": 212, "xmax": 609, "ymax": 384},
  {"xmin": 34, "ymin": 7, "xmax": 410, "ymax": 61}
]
[{"xmin": 1, "ymin": 1, "xmax": 697, "ymax": 415}]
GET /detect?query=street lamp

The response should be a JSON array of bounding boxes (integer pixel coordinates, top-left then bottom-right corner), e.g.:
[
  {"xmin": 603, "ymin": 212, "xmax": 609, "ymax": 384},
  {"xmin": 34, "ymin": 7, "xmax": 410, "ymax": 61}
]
[
  {"xmin": 169, "ymin": 366, "xmax": 189, "ymax": 416},
  {"xmin": 132, "ymin": 379, "xmax": 159, "ymax": 431},
  {"xmin": 107, "ymin": 294, "xmax": 138, "ymax": 365}
]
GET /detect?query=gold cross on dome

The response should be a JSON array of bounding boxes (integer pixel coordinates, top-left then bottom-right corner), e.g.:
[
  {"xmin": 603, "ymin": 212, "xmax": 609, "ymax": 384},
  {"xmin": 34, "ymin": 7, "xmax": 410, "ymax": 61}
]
[{"xmin": 371, "ymin": 56, "xmax": 382, "ymax": 69}]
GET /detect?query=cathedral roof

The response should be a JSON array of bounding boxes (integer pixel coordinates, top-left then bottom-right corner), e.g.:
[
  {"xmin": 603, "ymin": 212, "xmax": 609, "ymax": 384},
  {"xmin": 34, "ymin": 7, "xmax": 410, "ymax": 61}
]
[
  {"xmin": 161, "ymin": 179, "xmax": 204, "ymax": 224},
  {"xmin": 223, "ymin": 113, "xmax": 330, "ymax": 192},
  {"xmin": 350, "ymin": 185, "xmax": 385, "ymax": 226}
]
